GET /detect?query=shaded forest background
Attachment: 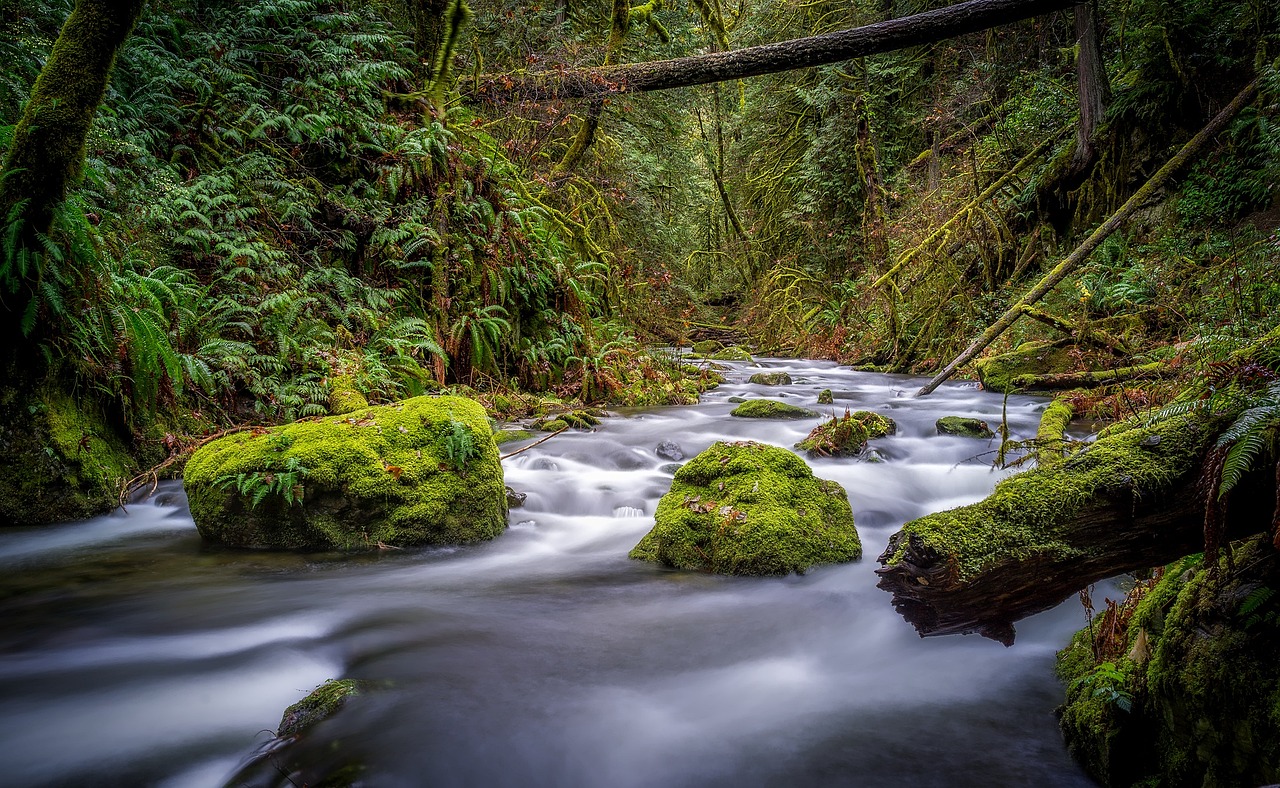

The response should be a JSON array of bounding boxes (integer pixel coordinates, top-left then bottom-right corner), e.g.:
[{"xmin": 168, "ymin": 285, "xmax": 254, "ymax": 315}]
[{"xmin": 0, "ymin": 0, "xmax": 1278, "ymax": 523}]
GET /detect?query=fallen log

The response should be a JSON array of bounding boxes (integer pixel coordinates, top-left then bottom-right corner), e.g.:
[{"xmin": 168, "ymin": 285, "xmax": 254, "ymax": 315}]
[
  {"xmin": 1010, "ymin": 360, "xmax": 1172, "ymax": 390},
  {"xmin": 1034, "ymin": 392, "xmax": 1077, "ymax": 466},
  {"xmin": 465, "ymin": 0, "xmax": 1076, "ymax": 101},
  {"xmin": 875, "ymin": 412, "xmax": 1275, "ymax": 645}
]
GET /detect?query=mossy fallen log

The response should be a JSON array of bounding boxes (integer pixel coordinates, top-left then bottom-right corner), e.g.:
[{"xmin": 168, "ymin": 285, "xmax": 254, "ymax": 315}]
[
  {"xmin": 1034, "ymin": 393, "xmax": 1077, "ymax": 466},
  {"xmin": 875, "ymin": 413, "xmax": 1275, "ymax": 645},
  {"xmin": 1009, "ymin": 362, "xmax": 1172, "ymax": 391}
]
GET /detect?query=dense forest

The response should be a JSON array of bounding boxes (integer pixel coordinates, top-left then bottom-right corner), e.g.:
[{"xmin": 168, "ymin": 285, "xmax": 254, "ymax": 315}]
[{"xmin": 1, "ymin": 0, "xmax": 1279, "ymax": 785}]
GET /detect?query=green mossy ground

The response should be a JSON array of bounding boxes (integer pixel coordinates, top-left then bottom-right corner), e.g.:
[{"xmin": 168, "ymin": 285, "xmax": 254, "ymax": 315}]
[
  {"xmin": 0, "ymin": 384, "xmax": 135, "ymax": 525},
  {"xmin": 749, "ymin": 371, "xmax": 792, "ymax": 385},
  {"xmin": 935, "ymin": 416, "xmax": 995, "ymax": 438},
  {"xmin": 328, "ymin": 375, "xmax": 369, "ymax": 415},
  {"xmin": 1057, "ymin": 537, "xmax": 1280, "ymax": 787},
  {"xmin": 885, "ymin": 414, "xmax": 1212, "ymax": 581},
  {"xmin": 629, "ymin": 441, "xmax": 860, "ymax": 575},
  {"xmin": 796, "ymin": 410, "xmax": 896, "ymax": 457},
  {"xmin": 730, "ymin": 399, "xmax": 817, "ymax": 419},
  {"xmin": 184, "ymin": 395, "xmax": 506, "ymax": 550},
  {"xmin": 974, "ymin": 341, "xmax": 1075, "ymax": 393}
]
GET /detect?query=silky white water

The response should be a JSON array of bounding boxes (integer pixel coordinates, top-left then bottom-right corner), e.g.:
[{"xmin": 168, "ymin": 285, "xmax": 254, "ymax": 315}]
[{"xmin": 0, "ymin": 358, "xmax": 1097, "ymax": 786}]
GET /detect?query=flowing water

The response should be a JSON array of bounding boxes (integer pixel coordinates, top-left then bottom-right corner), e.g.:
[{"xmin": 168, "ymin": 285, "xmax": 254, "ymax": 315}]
[{"xmin": 0, "ymin": 358, "xmax": 1099, "ymax": 787}]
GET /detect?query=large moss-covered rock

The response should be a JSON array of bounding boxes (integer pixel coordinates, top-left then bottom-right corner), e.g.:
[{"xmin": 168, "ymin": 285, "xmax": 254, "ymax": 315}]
[
  {"xmin": 749, "ymin": 371, "xmax": 792, "ymax": 385},
  {"xmin": 935, "ymin": 416, "xmax": 995, "ymax": 438},
  {"xmin": 184, "ymin": 396, "xmax": 506, "ymax": 550},
  {"xmin": 975, "ymin": 340, "xmax": 1074, "ymax": 393},
  {"xmin": 730, "ymin": 399, "xmax": 817, "ymax": 419},
  {"xmin": 709, "ymin": 346, "xmax": 753, "ymax": 361},
  {"xmin": 1057, "ymin": 537, "xmax": 1280, "ymax": 787},
  {"xmin": 692, "ymin": 339, "xmax": 725, "ymax": 356},
  {"xmin": 797, "ymin": 410, "xmax": 896, "ymax": 457},
  {"xmin": 0, "ymin": 385, "xmax": 135, "ymax": 525},
  {"xmin": 630, "ymin": 441, "xmax": 860, "ymax": 575}
]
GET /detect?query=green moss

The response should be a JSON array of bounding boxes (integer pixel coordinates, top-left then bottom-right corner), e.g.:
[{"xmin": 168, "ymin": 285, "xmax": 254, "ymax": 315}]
[
  {"xmin": 730, "ymin": 399, "xmax": 817, "ymax": 419},
  {"xmin": 692, "ymin": 340, "xmax": 725, "ymax": 355},
  {"xmin": 0, "ymin": 385, "xmax": 136, "ymax": 525},
  {"xmin": 817, "ymin": 389, "xmax": 834, "ymax": 405},
  {"xmin": 1057, "ymin": 540, "xmax": 1280, "ymax": 788},
  {"xmin": 935, "ymin": 416, "xmax": 996, "ymax": 438},
  {"xmin": 184, "ymin": 395, "xmax": 506, "ymax": 551},
  {"xmin": 1036, "ymin": 395, "xmax": 1077, "ymax": 465},
  {"xmin": 886, "ymin": 414, "xmax": 1211, "ymax": 581},
  {"xmin": 974, "ymin": 340, "xmax": 1075, "ymax": 393},
  {"xmin": 709, "ymin": 346, "xmax": 753, "ymax": 361},
  {"xmin": 532, "ymin": 410, "xmax": 601, "ymax": 431},
  {"xmin": 749, "ymin": 371, "xmax": 792, "ymax": 385},
  {"xmin": 537, "ymin": 418, "xmax": 569, "ymax": 432},
  {"xmin": 629, "ymin": 441, "xmax": 860, "ymax": 575},
  {"xmin": 278, "ymin": 679, "xmax": 373, "ymax": 737},
  {"xmin": 328, "ymin": 375, "xmax": 369, "ymax": 415},
  {"xmin": 493, "ymin": 429, "xmax": 535, "ymax": 445},
  {"xmin": 796, "ymin": 410, "xmax": 896, "ymax": 457}
]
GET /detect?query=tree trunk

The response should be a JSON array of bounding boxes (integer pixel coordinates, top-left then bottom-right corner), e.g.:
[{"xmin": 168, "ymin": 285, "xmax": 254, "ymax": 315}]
[
  {"xmin": 405, "ymin": 0, "xmax": 452, "ymax": 80},
  {"xmin": 1071, "ymin": 0, "xmax": 1110, "ymax": 172},
  {"xmin": 874, "ymin": 414, "xmax": 1276, "ymax": 645},
  {"xmin": 466, "ymin": 0, "xmax": 1077, "ymax": 101}
]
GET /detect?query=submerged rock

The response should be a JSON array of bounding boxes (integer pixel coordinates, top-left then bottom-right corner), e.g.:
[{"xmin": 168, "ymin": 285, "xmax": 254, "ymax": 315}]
[
  {"xmin": 505, "ymin": 487, "xmax": 527, "ymax": 508},
  {"xmin": 935, "ymin": 416, "xmax": 995, "ymax": 438},
  {"xmin": 279, "ymin": 679, "xmax": 372, "ymax": 738},
  {"xmin": 184, "ymin": 395, "xmax": 507, "ymax": 551},
  {"xmin": 796, "ymin": 410, "xmax": 897, "ymax": 457},
  {"xmin": 730, "ymin": 399, "xmax": 817, "ymax": 419},
  {"xmin": 749, "ymin": 371, "xmax": 793, "ymax": 385},
  {"xmin": 630, "ymin": 441, "xmax": 860, "ymax": 575},
  {"xmin": 655, "ymin": 440, "xmax": 685, "ymax": 461}
]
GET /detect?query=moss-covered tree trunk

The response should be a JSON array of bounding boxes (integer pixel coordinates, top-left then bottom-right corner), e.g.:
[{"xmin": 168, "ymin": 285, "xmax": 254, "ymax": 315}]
[{"xmin": 1071, "ymin": 0, "xmax": 1110, "ymax": 172}]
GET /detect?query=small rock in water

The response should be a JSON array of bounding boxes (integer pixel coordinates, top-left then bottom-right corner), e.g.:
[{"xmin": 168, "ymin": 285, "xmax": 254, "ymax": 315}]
[
  {"xmin": 505, "ymin": 486, "xmax": 527, "ymax": 508},
  {"xmin": 659, "ymin": 463, "xmax": 683, "ymax": 475},
  {"xmin": 935, "ymin": 416, "xmax": 996, "ymax": 438},
  {"xmin": 749, "ymin": 371, "xmax": 793, "ymax": 385},
  {"xmin": 609, "ymin": 449, "xmax": 650, "ymax": 470},
  {"xmin": 529, "ymin": 457, "xmax": 560, "ymax": 471},
  {"xmin": 655, "ymin": 440, "xmax": 685, "ymax": 461},
  {"xmin": 817, "ymin": 389, "xmax": 834, "ymax": 404},
  {"xmin": 728, "ymin": 396, "xmax": 749, "ymax": 403}
]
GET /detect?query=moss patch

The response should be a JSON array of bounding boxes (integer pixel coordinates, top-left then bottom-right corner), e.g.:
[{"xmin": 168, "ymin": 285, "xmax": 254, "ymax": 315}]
[
  {"xmin": 817, "ymin": 389, "xmax": 834, "ymax": 405},
  {"xmin": 749, "ymin": 371, "xmax": 792, "ymax": 385},
  {"xmin": 1057, "ymin": 538, "xmax": 1280, "ymax": 787},
  {"xmin": 493, "ymin": 429, "xmax": 535, "ymax": 445},
  {"xmin": 279, "ymin": 679, "xmax": 373, "ymax": 738},
  {"xmin": 328, "ymin": 375, "xmax": 369, "ymax": 415},
  {"xmin": 630, "ymin": 441, "xmax": 860, "ymax": 575},
  {"xmin": 796, "ymin": 410, "xmax": 896, "ymax": 457},
  {"xmin": 710, "ymin": 346, "xmax": 753, "ymax": 361},
  {"xmin": 886, "ymin": 414, "xmax": 1212, "ymax": 581},
  {"xmin": 730, "ymin": 399, "xmax": 817, "ymax": 419},
  {"xmin": 184, "ymin": 395, "xmax": 506, "ymax": 551},
  {"xmin": 936, "ymin": 416, "xmax": 995, "ymax": 438},
  {"xmin": 0, "ymin": 384, "xmax": 135, "ymax": 525},
  {"xmin": 975, "ymin": 340, "xmax": 1075, "ymax": 393},
  {"xmin": 692, "ymin": 339, "xmax": 725, "ymax": 355}
]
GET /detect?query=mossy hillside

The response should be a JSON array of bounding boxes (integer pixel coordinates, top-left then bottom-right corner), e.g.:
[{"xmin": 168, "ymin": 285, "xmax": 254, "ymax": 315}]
[
  {"xmin": 630, "ymin": 441, "xmax": 860, "ymax": 575},
  {"xmin": 730, "ymin": 399, "xmax": 817, "ymax": 419},
  {"xmin": 1057, "ymin": 539, "xmax": 1280, "ymax": 788},
  {"xmin": 974, "ymin": 340, "xmax": 1075, "ymax": 393},
  {"xmin": 184, "ymin": 395, "xmax": 506, "ymax": 550},
  {"xmin": 796, "ymin": 410, "xmax": 896, "ymax": 457},
  {"xmin": 885, "ymin": 414, "xmax": 1212, "ymax": 581},
  {"xmin": 0, "ymin": 385, "xmax": 135, "ymax": 525}
]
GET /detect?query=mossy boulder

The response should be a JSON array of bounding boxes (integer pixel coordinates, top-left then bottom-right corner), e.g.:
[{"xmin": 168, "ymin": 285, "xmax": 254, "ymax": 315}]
[
  {"xmin": 532, "ymin": 410, "xmax": 601, "ymax": 431},
  {"xmin": 710, "ymin": 346, "xmax": 753, "ymax": 361},
  {"xmin": 936, "ymin": 416, "xmax": 995, "ymax": 438},
  {"xmin": 730, "ymin": 399, "xmax": 817, "ymax": 419},
  {"xmin": 1057, "ymin": 537, "xmax": 1280, "ymax": 788},
  {"xmin": 630, "ymin": 441, "xmax": 860, "ymax": 575},
  {"xmin": 817, "ymin": 389, "xmax": 834, "ymax": 405},
  {"xmin": 796, "ymin": 410, "xmax": 897, "ymax": 457},
  {"xmin": 974, "ymin": 340, "xmax": 1075, "ymax": 393},
  {"xmin": 279, "ymin": 679, "xmax": 373, "ymax": 738},
  {"xmin": 749, "ymin": 371, "xmax": 793, "ymax": 385},
  {"xmin": 184, "ymin": 395, "xmax": 506, "ymax": 551},
  {"xmin": 0, "ymin": 384, "xmax": 135, "ymax": 525},
  {"xmin": 328, "ymin": 375, "xmax": 368, "ymax": 415},
  {"xmin": 692, "ymin": 339, "xmax": 725, "ymax": 356}
]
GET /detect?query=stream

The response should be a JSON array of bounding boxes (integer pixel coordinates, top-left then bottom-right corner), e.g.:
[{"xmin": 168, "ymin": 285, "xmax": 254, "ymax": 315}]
[{"xmin": 0, "ymin": 358, "xmax": 1098, "ymax": 787}]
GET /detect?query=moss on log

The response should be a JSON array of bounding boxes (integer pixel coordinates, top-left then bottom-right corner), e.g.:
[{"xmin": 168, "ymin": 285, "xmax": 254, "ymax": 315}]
[
  {"xmin": 1010, "ymin": 362, "xmax": 1172, "ymax": 391},
  {"xmin": 875, "ymin": 413, "xmax": 1275, "ymax": 644}
]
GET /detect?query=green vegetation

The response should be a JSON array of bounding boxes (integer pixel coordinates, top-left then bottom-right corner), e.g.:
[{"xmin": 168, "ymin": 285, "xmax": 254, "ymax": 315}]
[
  {"xmin": 185, "ymin": 395, "xmax": 506, "ymax": 550},
  {"xmin": 630, "ymin": 440, "xmax": 860, "ymax": 575},
  {"xmin": 729, "ymin": 399, "xmax": 817, "ymax": 419},
  {"xmin": 796, "ymin": 410, "xmax": 896, "ymax": 457},
  {"xmin": 935, "ymin": 416, "xmax": 996, "ymax": 439}
]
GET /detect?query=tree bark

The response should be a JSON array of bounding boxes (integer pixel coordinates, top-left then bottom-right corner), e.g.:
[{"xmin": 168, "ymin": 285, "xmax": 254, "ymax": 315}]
[
  {"xmin": 466, "ymin": 0, "xmax": 1078, "ymax": 101},
  {"xmin": 1010, "ymin": 361, "xmax": 1171, "ymax": 390},
  {"xmin": 875, "ymin": 414, "xmax": 1275, "ymax": 645},
  {"xmin": 1071, "ymin": 0, "xmax": 1110, "ymax": 172}
]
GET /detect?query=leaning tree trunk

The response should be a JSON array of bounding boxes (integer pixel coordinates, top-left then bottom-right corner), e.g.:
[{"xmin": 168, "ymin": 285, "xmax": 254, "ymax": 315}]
[
  {"xmin": 465, "ymin": 0, "xmax": 1077, "ymax": 101},
  {"xmin": 875, "ymin": 413, "xmax": 1276, "ymax": 645}
]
